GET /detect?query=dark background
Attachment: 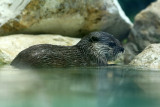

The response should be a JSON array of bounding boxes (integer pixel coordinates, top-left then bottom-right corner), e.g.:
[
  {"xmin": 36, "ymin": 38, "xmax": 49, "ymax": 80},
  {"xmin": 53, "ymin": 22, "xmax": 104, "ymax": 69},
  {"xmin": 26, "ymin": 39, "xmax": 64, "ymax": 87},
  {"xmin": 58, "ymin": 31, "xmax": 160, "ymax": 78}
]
[{"xmin": 118, "ymin": 0, "xmax": 156, "ymax": 21}]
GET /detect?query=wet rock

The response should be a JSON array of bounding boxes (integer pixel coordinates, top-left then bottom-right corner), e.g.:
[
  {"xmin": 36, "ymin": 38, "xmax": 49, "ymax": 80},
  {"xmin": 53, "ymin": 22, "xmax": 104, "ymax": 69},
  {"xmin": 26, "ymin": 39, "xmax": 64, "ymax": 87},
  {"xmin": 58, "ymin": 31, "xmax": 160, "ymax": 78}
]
[
  {"xmin": 130, "ymin": 44, "xmax": 160, "ymax": 69},
  {"xmin": 125, "ymin": 0, "xmax": 160, "ymax": 63},
  {"xmin": 0, "ymin": 0, "xmax": 132, "ymax": 39},
  {"xmin": 123, "ymin": 42, "xmax": 139, "ymax": 64},
  {"xmin": 0, "ymin": 34, "xmax": 80, "ymax": 64},
  {"xmin": 129, "ymin": 0, "xmax": 160, "ymax": 49}
]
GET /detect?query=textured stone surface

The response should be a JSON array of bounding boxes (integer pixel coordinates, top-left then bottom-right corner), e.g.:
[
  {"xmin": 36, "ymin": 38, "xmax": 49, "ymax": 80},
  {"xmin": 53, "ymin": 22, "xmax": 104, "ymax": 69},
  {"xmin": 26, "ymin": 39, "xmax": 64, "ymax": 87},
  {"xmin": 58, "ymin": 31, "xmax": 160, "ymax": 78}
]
[
  {"xmin": 130, "ymin": 44, "xmax": 160, "ymax": 69},
  {"xmin": 124, "ymin": 0, "xmax": 160, "ymax": 63},
  {"xmin": 123, "ymin": 42, "xmax": 139, "ymax": 64},
  {"xmin": 0, "ymin": 0, "xmax": 132, "ymax": 39},
  {"xmin": 0, "ymin": 34, "xmax": 80, "ymax": 64},
  {"xmin": 130, "ymin": 0, "xmax": 160, "ymax": 49}
]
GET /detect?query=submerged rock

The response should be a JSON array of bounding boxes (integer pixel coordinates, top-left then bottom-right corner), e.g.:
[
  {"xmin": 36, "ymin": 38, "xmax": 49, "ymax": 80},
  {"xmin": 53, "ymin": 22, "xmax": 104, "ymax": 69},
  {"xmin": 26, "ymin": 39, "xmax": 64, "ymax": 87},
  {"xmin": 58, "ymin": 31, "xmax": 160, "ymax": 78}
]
[
  {"xmin": 130, "ymin": 44, "xmax": 160, "ymax": 69},
  {"xmin": 0, "ymin": 34, "xmax": 80, "ymax": 64},
  {"xmin": 0, "ymin": 0, "xmax": 132, "ymax": 39},
  {"xmin": 125, "ymin": 0, "xmax": 160, "ymax": 63}
]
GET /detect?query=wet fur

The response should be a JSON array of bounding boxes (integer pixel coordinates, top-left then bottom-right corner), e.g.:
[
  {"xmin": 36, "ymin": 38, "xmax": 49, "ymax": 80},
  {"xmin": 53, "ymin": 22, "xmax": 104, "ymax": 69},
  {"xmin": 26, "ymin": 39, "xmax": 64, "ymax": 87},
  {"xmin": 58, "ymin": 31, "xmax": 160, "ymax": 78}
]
[{"xmin": 11, "ymin": 31, "xmax": 124, "ymax": 68}]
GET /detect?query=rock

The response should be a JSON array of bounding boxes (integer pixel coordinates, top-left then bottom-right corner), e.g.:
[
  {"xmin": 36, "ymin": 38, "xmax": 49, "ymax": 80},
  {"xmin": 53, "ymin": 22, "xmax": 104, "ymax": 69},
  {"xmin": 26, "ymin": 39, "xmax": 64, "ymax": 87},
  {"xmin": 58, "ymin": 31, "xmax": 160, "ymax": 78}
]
[
  {"xmin": 0, "ymin": 34, "xmax": 80, "ymax": 64},
  {"xmin": 130, "ymin": 44, "xmax": 160, "ymax": 69},
  {"xmin": 0, "ymin": 0, "xmax": 132, "ymax": 39},
  {"xmin": 128, "ymin": 0, "xmax": 160, "ymax": 51},
  {"xmin": 123, "ymin": 42, "xmax": 139, "ymax": 64},
  {"xmin": 125, "ymin": 0, "xmax": 160, "ymax": 63}
]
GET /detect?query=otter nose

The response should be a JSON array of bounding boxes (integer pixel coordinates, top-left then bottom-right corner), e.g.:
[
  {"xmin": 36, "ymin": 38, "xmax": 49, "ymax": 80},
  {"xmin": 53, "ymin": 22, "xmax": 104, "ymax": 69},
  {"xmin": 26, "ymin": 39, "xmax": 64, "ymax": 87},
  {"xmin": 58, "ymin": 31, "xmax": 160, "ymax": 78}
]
[{"xmin": 120, "ymin": 47, "xmax": 124, "ymax": 53}]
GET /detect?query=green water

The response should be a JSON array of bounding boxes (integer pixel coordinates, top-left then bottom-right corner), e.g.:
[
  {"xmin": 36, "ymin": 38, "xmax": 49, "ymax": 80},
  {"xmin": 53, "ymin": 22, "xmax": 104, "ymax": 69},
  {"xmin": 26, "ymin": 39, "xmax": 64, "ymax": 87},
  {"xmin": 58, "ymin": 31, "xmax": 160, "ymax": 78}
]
[{"xmin": 0, "ymin": 65, "xmax": 160, "ymax": 107}]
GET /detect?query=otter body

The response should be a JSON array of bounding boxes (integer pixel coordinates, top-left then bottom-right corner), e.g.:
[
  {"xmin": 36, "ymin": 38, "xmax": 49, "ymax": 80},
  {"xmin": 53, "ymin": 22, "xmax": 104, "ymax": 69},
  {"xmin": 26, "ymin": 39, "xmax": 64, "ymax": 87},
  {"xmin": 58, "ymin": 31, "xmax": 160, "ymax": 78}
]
[{"xmin": 11, "ymin": 31, "xmax": 124, "ymax": 68}]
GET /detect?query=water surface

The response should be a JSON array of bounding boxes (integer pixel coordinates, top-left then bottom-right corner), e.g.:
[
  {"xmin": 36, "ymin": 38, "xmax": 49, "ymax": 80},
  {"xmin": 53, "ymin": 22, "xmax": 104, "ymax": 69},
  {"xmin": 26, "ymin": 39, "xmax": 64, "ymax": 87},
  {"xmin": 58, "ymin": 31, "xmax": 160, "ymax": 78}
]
[{"xmin": 0, "ymin": 65, "xmax": 160, "ymax": 107}]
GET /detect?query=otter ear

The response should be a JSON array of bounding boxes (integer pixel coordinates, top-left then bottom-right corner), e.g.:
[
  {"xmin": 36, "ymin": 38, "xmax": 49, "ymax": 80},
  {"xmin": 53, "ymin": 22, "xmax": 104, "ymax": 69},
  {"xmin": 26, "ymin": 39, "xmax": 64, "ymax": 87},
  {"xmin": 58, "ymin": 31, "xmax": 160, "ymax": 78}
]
[{"xmin": 90, "ymin": 36, "xmax": 99, "ymax": 42}]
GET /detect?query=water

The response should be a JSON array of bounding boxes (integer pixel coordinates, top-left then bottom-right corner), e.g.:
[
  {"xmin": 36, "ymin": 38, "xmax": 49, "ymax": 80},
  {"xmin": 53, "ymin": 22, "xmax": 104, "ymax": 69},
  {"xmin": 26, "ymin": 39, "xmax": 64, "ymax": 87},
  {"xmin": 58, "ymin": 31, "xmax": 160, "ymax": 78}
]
[{"xmin": 0, "ymin": 65, "xmax": 160, "ymax": 107}]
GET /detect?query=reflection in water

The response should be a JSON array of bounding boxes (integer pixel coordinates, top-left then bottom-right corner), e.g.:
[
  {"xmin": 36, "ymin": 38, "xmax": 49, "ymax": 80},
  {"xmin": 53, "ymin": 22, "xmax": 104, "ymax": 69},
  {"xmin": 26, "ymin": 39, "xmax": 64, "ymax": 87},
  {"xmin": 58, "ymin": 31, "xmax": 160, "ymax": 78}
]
[{"xmin": 0, "ymin": 65, "xmax": 160, "ymax": 107}]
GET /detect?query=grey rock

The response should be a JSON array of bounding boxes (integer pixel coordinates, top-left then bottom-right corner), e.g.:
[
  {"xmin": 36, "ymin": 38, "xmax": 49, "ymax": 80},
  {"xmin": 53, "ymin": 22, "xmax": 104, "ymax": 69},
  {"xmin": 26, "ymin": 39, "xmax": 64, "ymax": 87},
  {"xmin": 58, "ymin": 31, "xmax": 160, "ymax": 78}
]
[
  {"xmin": 123, "ymin": 42, "xmax": 139, "ymax": 64},
  {"xmin": 125, "ymin": 0, "xmax": 160, "ymax": 63},
  {"xmin": 128, "ymin": 0, "xmax": 160, "ymax": 50}
]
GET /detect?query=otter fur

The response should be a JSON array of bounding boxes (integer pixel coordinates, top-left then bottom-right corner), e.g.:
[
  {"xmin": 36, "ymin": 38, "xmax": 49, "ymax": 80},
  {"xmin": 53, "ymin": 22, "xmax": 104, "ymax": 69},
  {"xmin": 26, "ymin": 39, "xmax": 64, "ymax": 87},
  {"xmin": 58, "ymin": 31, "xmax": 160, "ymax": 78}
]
[{"xmin": 11, "ymin": 31, "xmax": 124, "ymax": 68}]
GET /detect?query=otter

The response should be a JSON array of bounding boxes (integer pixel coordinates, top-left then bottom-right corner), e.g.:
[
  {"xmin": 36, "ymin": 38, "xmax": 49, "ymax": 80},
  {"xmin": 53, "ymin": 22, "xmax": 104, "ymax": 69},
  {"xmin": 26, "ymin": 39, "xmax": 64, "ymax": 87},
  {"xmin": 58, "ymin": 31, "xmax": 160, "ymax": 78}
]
[{"xmin": 11, "ymin": 31, "xmax": 124, "ymax": 68}]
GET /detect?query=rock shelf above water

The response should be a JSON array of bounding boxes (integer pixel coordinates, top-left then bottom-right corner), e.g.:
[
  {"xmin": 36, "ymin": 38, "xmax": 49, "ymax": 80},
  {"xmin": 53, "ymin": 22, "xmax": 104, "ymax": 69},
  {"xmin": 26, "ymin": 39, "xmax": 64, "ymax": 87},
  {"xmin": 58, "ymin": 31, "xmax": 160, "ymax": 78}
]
[
  {"xmin": 0, "ymin": 0, "xmax": 132, "ymax": 39},
  {"xmin": 0, "ymin": 34, "xmax": 80, "ymax": 64}
]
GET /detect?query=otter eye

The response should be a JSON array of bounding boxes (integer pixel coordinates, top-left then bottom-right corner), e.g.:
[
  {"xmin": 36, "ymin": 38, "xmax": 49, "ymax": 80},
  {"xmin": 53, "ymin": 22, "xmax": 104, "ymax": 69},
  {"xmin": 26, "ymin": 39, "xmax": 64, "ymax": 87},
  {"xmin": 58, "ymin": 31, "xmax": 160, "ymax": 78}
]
[
  {"xmin": 108, "ymin": 42, "xmax": 116, "ymax": 47},
  {"xmin": 90, "ymin": 36, "xmax": 99, "ymax": 42}
]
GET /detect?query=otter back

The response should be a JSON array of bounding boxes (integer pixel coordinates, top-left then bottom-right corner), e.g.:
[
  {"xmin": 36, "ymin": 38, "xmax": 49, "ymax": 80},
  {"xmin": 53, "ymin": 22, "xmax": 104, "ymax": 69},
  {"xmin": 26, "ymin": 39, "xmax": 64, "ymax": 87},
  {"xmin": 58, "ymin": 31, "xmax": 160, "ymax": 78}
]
[
  {"xmin": 11, "ymin": 44, "xmax": 89, "ymax": 68},
  {"xmin": 11, "ymin": 31, "xmax": 124, "ymax": 68}
]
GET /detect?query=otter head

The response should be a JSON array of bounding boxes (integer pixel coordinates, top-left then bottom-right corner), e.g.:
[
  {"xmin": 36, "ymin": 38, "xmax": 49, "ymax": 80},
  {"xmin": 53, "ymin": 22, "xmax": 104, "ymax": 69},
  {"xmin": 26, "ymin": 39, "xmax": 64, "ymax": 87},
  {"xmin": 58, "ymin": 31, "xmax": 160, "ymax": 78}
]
[{"xmin": 77, "ymin": 31, "xmax": 124, "ymax": 65}]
